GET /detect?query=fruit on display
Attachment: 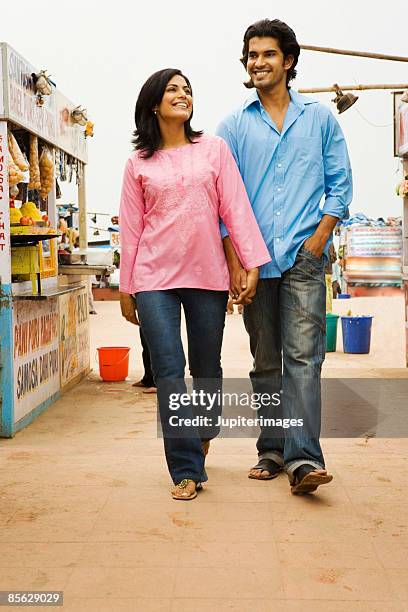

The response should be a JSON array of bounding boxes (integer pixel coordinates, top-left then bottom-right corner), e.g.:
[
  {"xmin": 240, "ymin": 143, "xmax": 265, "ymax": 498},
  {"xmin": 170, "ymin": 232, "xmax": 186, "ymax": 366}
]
[
  {"xmin": 8, "ymin": 155, "xmax": 25, "ymax": 186},
  {"xmin": 39, "ymin": 146, "xmax": 54, "ymax": 198},
  {"xmin": 28, "ymin": 134, "xmax": 41, "ymax": 190},
  {"xmin": 20, "ymin": 216, "xmax": 31, "ymax": 226},
  {"xmin": 20, "ymin": 201, "xmax": 43, "ymax": 222},
  {"xmin": 9, "ymin": 207, "xmax": 22, "ymax": 224}
]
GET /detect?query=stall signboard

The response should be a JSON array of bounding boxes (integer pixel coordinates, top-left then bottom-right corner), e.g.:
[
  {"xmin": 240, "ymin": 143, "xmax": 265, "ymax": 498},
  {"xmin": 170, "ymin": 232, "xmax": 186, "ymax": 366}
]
[
  {"xmin": 0, "ymin": 121, "xmax": 10, "ymax": 284},
  {"xmin": 56, "ymin": 91, "xmax": 88, "ymax": 163},
  {"xmin": 13, "ymin": 298, "xmax": 60, "ymax": 423},
  {"xmin": 0, "ymin": 44, "xmax": 88, "ymax": 161},
  {"xmin": 59, "ymin": 286, "xmax": 89, "ymax": 387},
  {"xmin": 3, "ymin": 44, "xmax": 57, "ymax": 144}
]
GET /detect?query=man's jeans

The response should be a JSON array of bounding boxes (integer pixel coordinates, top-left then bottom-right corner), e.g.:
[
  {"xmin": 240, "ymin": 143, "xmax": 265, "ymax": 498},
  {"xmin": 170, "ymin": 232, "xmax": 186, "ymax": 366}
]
[
  {"xmin": 243, "ymin": 245, "xmax": 326, "ymax": 482},
  {"xmin": 135, "ymin": 289, "xmax": 228, "ymax": 485}
]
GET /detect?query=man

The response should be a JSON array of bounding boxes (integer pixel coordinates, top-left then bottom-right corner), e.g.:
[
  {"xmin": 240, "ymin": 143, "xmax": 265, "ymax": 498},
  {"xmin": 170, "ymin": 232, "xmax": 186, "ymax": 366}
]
[{"xmin": 217, "ymin": 19, "xmax": 352, "ymax": 494}]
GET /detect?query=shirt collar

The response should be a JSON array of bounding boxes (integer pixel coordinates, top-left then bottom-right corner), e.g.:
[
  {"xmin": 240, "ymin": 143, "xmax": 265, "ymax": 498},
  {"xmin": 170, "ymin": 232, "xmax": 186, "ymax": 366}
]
[{"xmin": 243, "ymin": 88, "xmax": 318, "ymax": 111}]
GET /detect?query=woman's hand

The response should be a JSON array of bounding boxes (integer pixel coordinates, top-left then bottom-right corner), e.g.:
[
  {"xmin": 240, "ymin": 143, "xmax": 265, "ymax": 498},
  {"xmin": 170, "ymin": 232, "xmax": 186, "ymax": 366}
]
[
  {"xmin": 119, "ymin": 292, "xmax": 139, "ymax": 325},
  {"xmin": 229, "ymin": 266, "xmax": 248, "ymax": 301},
  {"xmin": 234, "ymin": 268, "xmax": 259, "ymax": 305}
]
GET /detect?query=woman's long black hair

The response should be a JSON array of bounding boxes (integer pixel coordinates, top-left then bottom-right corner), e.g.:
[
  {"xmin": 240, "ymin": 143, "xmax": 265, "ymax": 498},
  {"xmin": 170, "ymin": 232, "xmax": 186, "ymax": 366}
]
[{"xmin": 132, "ymin": 68, "xmax": 203, "ymax": 159}]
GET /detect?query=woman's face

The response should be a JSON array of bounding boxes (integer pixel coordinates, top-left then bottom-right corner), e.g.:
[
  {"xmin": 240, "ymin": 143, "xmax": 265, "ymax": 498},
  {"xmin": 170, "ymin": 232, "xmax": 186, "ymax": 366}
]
[{"xmin": 155, "ymin": 75, "xmax": 193, "ymax": 123}]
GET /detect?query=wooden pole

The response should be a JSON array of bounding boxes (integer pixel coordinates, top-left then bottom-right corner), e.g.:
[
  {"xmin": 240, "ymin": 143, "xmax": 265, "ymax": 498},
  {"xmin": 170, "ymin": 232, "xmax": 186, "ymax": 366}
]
[
  {"xmin": 298, "ymin": 84, "xmax": 408, "ymax": 94},
  {"xmin": 300, "ymin": 45, "xmax": 408, "ymax": 63}
]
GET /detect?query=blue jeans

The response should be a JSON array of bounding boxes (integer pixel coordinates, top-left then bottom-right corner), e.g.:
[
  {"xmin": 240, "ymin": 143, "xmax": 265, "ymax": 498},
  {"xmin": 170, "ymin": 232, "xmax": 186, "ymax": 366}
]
[
  {"xmin": 243, "ymin": 245, "xmax": 326, "ymax": 482},
  {"xmin": 135, "ymin": 289, "xmax": 228, "ymax": 484}
]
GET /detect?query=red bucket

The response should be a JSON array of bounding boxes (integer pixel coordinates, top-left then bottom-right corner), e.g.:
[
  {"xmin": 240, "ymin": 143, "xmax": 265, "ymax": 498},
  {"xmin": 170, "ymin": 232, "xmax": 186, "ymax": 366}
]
[{"xmin": 97, "ymin": 346, "xmax": 130, "ymax": 382}]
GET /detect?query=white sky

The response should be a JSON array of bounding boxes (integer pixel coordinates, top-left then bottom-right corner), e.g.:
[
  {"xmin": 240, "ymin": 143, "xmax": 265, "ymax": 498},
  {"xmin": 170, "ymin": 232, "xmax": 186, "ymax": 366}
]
[{"xmin": 2, "ymin": 0, "xmax": 407, "ymax": 220}]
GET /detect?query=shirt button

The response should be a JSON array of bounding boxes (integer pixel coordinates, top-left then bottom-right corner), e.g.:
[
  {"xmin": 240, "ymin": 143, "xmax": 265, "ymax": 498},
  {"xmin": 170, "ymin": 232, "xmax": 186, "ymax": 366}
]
[
  {"xmin": 276, "ymin": 238, "xmax": 280, "ymax": 243},
  {"xmin": 277, "ymin": 163, "xmax": 282, "ymax": 168},
  {"xmin": 277, "ymin": 188, "xmax": 282, "ymax": 192},
  {"xmin": 276, "ymin": 211, "xmax": 281, "ymax": 216}
]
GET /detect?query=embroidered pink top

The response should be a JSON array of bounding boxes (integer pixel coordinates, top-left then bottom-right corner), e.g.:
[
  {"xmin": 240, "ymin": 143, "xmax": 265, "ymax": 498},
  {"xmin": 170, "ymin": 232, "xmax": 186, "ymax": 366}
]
[{"xmin": 119, "ymin": 135, "xmax": 271, "ymax": 293}]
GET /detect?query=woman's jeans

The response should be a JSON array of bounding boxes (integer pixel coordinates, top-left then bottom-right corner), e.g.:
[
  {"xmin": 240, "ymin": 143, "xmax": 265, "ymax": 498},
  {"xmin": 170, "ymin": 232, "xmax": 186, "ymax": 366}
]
[
  {"xmin": 135, "ymin": 289, "xmax": 228, "ymax": 484},
  {"xmin": 243, "ymin": 246, "xmax": 327, "ymax": 482}
]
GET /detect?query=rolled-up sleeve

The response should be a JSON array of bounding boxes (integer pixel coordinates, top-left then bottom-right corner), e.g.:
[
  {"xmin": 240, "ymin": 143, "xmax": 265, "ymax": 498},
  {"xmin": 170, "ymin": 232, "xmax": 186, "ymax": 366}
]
[
  {"xmin": 216, "ymin": 139, "xmax": 271, "ymax": 269},
  {"xmin": 321, "ymin": 111, "xmax": 353, "ymax": 221},
  {"xmin": 119, "ymin": 158, "xmax": 145, "ymax": 293}
]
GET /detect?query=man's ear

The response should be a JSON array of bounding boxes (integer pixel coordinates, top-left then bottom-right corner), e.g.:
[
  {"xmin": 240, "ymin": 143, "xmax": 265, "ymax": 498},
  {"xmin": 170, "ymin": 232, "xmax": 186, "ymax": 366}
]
[{"xmin": 284, "ymin": 54, "xmax": 294, "ymax": 71}]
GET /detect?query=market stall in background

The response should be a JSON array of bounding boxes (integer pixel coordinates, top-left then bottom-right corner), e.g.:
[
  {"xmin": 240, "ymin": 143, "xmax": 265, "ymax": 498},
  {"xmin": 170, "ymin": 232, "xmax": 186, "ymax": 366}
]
[
  {"xmin": 339, "ymin": 214, "xmax": 403, "ymax": 296},
  {"xmin": 394, "ymin": 91, "xmax": 408, "ymax": 365},
  {"xmin": 0, "ymin": 43, "xmax": 94, "ymax": 437}
]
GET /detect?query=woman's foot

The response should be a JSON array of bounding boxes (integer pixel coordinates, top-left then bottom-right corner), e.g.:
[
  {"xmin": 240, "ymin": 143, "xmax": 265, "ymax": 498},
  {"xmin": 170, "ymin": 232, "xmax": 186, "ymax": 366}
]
[
  {"xmin": 171, "ymin": 479, "xmax": 201, "ymax": 500},
  {"xmin": 202, "ymin": 440, "xmax": 210, "ymax": 457}
]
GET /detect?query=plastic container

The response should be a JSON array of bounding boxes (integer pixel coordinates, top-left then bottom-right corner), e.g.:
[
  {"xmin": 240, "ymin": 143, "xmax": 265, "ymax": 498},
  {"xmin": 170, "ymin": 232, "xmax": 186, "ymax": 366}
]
[
  {"xmin": 97, "ymin": 346, "xmax": 130, "ymax": 381},
  {"xmin": 326, "ymin": 313, "xmax": 339, "ymax": 352},
  {"xmin": 338, "ymin": 293, "xmax": 351, "ymax": 299},
  {"xmin": 341, "ymin": 316, "xmax": 373, "ymax": 354}
]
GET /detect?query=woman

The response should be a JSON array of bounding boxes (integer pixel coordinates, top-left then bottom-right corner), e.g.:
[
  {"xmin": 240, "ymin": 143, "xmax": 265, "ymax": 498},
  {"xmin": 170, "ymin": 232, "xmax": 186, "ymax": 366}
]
[{"xmin": 119, "ymin": 68, "xmax": 270, "ymax": 500}]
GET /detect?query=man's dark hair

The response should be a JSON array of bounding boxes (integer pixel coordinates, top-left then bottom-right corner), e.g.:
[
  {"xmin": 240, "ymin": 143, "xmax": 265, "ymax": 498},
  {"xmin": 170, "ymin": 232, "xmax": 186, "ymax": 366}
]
[
  {"xmin": 132, "ymin": 68, "xmax": 203, "ymax": 159},
  {"xmin": 240, "ymin": 19, "xmax": 300, "ymax": 89}
]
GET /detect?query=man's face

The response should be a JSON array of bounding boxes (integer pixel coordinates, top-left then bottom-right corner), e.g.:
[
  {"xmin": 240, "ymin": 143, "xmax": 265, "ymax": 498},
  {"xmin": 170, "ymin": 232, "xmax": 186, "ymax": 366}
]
[{"xmin": 246, "ymin": 36, "xmax": 294, "ymax": 92}]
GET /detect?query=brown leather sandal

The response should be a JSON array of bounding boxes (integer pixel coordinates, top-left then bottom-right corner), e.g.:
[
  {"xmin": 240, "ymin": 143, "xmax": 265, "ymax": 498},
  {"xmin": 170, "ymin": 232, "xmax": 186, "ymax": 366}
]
[{"xmin": 171, "ymin": 479, "xmax": 202, "ymax": 501}]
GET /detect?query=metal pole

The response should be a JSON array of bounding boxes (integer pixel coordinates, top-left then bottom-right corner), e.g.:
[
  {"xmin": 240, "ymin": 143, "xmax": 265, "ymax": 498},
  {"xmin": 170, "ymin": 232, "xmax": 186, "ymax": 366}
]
[
  {"xmin": 299, "ymin": 84, "xmax": 408, "ymax": 94},
  {"xmin": 300, "ymin": 45, "xmax": 408, "ymax": 63},
  {"xmin": 78, "ymin": 164, "xmax": 88, "ymax": 253}
]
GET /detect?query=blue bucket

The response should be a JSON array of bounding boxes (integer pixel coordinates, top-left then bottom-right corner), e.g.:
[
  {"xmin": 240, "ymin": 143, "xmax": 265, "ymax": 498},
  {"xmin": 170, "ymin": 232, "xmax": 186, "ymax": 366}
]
[
  {"xmin": 338, "ymin": 293, "xmax": 351, "ymax": 299},
  {"xmin": 341, "ymin": 316, "xmax": 373, "ymax": 354}
]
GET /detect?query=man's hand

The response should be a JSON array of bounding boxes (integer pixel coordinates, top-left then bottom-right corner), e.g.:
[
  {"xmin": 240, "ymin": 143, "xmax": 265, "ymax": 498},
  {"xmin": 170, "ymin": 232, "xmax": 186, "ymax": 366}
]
[
  {"xmin": 303, "ymin": 233, "xmax": 327, "ymax": 259},
  {"xmin": 304, "ymin": 214, "xmax": 339, "ymax": 258},
  {"xmin": 119, "ymin": 292, "xmax": 139, "ymax": 325},
  {"xmin": 234, "ymin": 268, "xmax": 259, "ymax": 305}
]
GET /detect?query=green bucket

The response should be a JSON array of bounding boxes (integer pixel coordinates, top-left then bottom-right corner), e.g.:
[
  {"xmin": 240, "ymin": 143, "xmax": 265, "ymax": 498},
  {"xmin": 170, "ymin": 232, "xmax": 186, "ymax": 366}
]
[{"xmin": 326, "ymin": 313, "xmax": 339, "ymax": 352}]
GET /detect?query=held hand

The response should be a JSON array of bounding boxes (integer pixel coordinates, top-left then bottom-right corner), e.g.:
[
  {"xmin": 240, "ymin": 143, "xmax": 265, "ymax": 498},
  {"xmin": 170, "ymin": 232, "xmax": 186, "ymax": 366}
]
[
  {"xmin": 229, "ymin": 266, "xmax": 248, "ymax": 300},
  {"xmin": 119, "ymin": 292, "xmax": 139, "ymax": 326},
  {"xmin": 234, "ymin": 268, "xmax": 259, "ymax": 305},
  {"xmin": 303, "ymin": 232, "xmax": 327, "ymax": 259}
]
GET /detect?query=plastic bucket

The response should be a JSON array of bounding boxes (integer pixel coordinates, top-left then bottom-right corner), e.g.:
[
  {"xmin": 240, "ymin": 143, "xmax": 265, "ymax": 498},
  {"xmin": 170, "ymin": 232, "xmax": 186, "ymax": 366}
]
[
  {"xmin": 338, "ymin": 293, "xmax": 351, "ymax": 299},
  {"xmin": 97, "ymin": 346, "xmax": 130, "ymax": 381},
  {"xmin": 326, "ymin": 313, "xmax": 339, "ymax": 352},
  {"xmin": 341, "ymin": 316, "xmax": 373, "ymax": 354}
]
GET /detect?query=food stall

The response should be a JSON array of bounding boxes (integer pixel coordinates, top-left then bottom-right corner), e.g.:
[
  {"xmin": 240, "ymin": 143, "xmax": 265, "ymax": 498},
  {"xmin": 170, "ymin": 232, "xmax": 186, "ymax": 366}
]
[
  {"xmin": 0, "ymin": 43, "xmax": 92, "ymax": 437},
  {"xmin": 395, "ymin": 92, "xmax": 408, "ymax": 366}
]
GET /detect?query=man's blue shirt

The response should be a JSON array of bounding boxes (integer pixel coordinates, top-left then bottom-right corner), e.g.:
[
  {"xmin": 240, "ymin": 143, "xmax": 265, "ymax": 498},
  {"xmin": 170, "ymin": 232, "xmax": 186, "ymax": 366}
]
[{"xmin": 217, "ymin": 89, "xmax": 353, "ymax": 278}]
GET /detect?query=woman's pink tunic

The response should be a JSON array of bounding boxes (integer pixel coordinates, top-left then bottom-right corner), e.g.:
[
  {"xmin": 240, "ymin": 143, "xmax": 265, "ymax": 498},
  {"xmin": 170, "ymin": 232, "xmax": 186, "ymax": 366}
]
[{"xmin": 119, "ymin": 135, "xmax": 271, "ymax": 293}]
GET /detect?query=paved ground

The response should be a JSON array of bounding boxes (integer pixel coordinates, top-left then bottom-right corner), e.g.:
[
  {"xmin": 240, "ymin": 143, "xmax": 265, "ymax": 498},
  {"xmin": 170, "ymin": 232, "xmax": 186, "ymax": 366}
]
[{"xmin": 1, "ymin": 296, "xmax": 407, "ymax": 611}]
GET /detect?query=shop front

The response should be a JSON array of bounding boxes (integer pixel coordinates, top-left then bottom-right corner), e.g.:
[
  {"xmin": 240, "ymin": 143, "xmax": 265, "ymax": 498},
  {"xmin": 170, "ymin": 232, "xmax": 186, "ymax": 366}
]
[{"xmin": 0, "ymin": 43, "xmax": 91, "ymax": 437}]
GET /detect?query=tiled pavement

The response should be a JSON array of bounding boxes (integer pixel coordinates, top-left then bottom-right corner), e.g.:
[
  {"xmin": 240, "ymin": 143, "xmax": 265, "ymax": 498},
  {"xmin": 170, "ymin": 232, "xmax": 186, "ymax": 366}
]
[{"xmin": 0, "ymin": 297, "xmax": 407, "ymax": 611}]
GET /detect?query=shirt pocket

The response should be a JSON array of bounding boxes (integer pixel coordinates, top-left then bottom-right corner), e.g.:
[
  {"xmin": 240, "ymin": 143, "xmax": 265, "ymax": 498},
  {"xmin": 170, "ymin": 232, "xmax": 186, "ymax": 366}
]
[{"xmin": 289, "ymin": 136, "xmax": 323, "ymax": 178}]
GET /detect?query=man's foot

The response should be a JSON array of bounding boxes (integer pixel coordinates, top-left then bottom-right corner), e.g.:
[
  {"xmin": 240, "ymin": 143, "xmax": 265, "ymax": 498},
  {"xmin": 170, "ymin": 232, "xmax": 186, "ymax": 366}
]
[
  {"xmin": 142, "ymin": 386, "xmax": 157, "ymax": 394},
  {"xmin": 171, "ymin": 479, "xmax": 202, "ymax": 501},
  {"xmin": 291, "ymin": 464, "xmax": 333, "ymax": 495},
  {"xmin": 132, "ymin": 380, "xmax": 148, "ymax": 388},
  {"xmin": 248, "ymin": 458, "xmax": 282, "ymax": 480}
]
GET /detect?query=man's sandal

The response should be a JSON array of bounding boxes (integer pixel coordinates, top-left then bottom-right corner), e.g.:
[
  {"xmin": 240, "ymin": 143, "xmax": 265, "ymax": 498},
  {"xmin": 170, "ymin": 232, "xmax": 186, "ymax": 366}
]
[
  {"xmin": 291, "ymin": 469, "xmax": 333, "ymax": 495},
  {"xmin": 202, "ymin": 440, "xmax": 210, "ymax": 457},
  {"xmin": 171, "ymin": 479, "xmax": 202, "ymax": 501},
  {"xmin": 248, "ymin": 458, "xmax": 282, "ymax": 480}
]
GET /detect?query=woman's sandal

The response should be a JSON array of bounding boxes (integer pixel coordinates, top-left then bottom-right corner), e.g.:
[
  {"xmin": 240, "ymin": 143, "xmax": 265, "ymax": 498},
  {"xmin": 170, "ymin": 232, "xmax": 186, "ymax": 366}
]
[
  {"xmin": 202, "ymin": 440, "xmax": 210, "ymax": 457},
  {"xmin": 248, "ymin": 458, "xmax": 282, "ymax": 480},
  {"xmin": 171, "ymin": 479, "xmax": 202, "ymax": 501}
]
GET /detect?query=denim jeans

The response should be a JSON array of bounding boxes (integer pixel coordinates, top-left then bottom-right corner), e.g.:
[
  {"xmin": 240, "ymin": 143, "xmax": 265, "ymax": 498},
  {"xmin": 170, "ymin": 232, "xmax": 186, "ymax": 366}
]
[
  {"xmin": 135, "ymin": 289, "xmax": 228, "ymax": 484},
  {"xmin": 139, "ymin": 327, "xmax": 154, "ymax": 387},
  {"xmin": 243, "ymin": 245, "xmax": 326, "ymax": 482}
]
